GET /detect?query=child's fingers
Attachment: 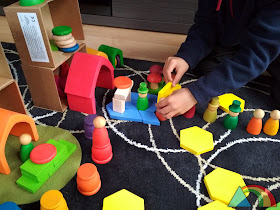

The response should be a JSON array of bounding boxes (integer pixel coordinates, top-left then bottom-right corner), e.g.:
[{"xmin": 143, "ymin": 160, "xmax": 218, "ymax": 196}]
[
  {"xmin": 158, "ymin": 104, "xmax": 173, "ymax": 115},
  {"xmin": 163, "ymin": 58, "xmax": 176, "ymax": 83},
  {"xmin": 164, "ymin": 110, "xmax": 177, "ymax": 119},
  {"xmin": 172, "ymin": 68, "xmax": 185, "ymax": 86},
  {"xmin": 155, "ymin": 97, "xmax": 167, "ymax": 109}
]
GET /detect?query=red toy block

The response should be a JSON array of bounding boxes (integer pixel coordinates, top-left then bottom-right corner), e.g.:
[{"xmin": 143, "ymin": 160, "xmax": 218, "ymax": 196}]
[
  {"xmin": 65, "ymin": 52, "xmax": 115, "ymax": 114},
  {"xmin": 30, "ymin": 143, "xmax": 57, "ymax": 164},
  {"xmin": 183, "ymin": 105, "xmax": 196, "ymax": 119},
  {"xmin": 54, "ymin": 75, "xmax": 66, "ymax": 97},
  {"xmin": 155, "ymin": 110, "xmax": 167, "ymax": 121}
]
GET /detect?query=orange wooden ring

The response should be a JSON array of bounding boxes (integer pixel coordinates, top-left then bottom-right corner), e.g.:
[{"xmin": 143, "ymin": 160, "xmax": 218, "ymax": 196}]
[{"xmin": 113, "ymin": 76, "xmax": 132, "ymax": 89}]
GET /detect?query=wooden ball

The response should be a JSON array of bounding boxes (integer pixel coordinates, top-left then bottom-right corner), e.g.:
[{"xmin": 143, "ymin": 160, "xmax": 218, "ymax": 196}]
[
  {"xmin": 271, "ymin": 110, "xmax": 280, "ymax": 120},
  {"xmin": 19, "ymin": 133, "xmax": 32, "ymax": 145},
  {"xmin": 93, "ymin": 116, "xmax": 106, "ymax": 128},
  {"xmin": 253, "ymin": 109, "xmax": 265, "ymax": 119}
]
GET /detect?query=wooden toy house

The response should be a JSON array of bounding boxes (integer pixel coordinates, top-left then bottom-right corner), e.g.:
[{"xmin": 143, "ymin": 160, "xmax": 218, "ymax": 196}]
[
  {"xmin": 4, "ymin": 0, "xmax": 85, "ymax": 68},
  {"xmin": 4, "ymin": 0, "xmax": 87, "ymax": 111},
  {"xmin": 65, "ymin": 52, "xmax": 114, "ymax": 114}
]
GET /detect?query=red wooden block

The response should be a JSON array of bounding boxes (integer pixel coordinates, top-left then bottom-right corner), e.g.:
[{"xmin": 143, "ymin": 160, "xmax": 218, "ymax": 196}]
[
  {"xmin": 65, "ymin": 52, "xmax": 115, "ymax": 114},
  {"xmin": 60, "ymin": 62, "xmax": 70, "ymax": 77},
  {"xmin": 30, "ymin": 143, "xmax": 57, "ymax": 164},
  {"xmin": 54, "ymin": 75, "xmax": 66, "ymax": 97},
  {"xmin": 183, "ymin": 105, "xmax": 196, "ymax": 119},
  {"xmin": 155, "ymin": 111, "xmax": 167, "ymax": 121}
]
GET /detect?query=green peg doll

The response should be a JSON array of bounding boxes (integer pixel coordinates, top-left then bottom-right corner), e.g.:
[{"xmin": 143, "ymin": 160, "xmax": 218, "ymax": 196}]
[
  {"xmin": 223, "ymin": 100, "xmax": 242, "ymax": 130},
  {"xmin": 137, "ymin": 82, "xmax": 149, "ymax": 111},
  {"xmin": 19, "ymin": 133, "xmax": 34, "ymax": 162}
]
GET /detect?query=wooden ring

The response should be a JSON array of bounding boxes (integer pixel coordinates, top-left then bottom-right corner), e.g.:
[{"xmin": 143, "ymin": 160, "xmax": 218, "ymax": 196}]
[
  {"xmin": 55, "ymin": 37, "xmax": 75, "ymax": 46},
  {"xmin": 57, "ymin": 40, "xmax": 77, "ymax": 49},
  {"xmin": 52, "ymin": 33, "xmax": 73, "ymax": 41}
]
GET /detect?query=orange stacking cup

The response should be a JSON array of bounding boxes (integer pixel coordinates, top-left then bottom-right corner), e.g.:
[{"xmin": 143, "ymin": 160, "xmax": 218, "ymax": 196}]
[
  {"xmin": 40, "ymin": 190, "xmax": 68, "ymax": 210},
  {"xmin": 77, "ymin": 163, "xmax": 101, "ymax": 196}
]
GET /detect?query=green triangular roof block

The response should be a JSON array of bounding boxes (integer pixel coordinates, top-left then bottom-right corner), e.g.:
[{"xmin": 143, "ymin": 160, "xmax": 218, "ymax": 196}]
[{"xmin": 229, "ymin": 187, "xmax": 251, "ymax": 207}]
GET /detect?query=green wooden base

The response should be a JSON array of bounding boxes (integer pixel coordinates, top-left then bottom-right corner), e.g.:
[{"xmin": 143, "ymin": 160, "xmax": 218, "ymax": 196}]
[
  {"xmin": 17, "ymin": 139, "xmax": 76, "ymax": 193},
  {"xmin": 148, "ymin": 81, "xmax": 165, "ymax": 95},
  {"xmin": 0, "ymin": 125, "xmax": 82, "ymax": 205}
]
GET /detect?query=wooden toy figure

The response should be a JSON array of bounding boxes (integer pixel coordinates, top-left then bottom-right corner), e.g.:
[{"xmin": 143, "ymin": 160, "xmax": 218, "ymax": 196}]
[
  {"xmin": 137, "ymin": 82, "xmax": 149, "ymax": 111},
  {"xmin": 19, "ymin": 133, "xmax": 34, "ymax": 163},
  {"xmin": 92, "ymin": 116, "xmax": 113, "ymax": 164},
  {"xmin": 203, "ymin": 97, "xmax": 220, "ymax": 123},
  {"xmin": 147, "ymin": 73, "xmax": 162, "ymax": 90},
  {"xmin": 77, "ymin": 163, "xmax": 101, "ymax": 196},
  {"xmin": 40, "ymin": 190, "xmax": 68, "ymax": 210},
  {"xmin": 246, "ymin": 109, "xmax": 265, "ymax": 135},
  {"xmin": 263, "ymin": 110, "xmax": 280, "ymax": 136},
  {"xmin": 84, "ymin": 114, "xmax": 98, "ymax": 139},
  {"xmin": 223, "ymin": 100, "xmax": 241, "ymax": 130},
  {"xmin": 183, "ymin": 105, "xmax": 196, "ymax": 119}
]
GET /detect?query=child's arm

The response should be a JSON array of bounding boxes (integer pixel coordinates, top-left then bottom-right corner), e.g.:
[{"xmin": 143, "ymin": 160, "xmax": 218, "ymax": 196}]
[
  {"xmin": 175, "ymin": 1, "xmax": 219, "ymax": 71},
  {"xmin": 158, "ymin": 2, "xmax": 280, "ymax": 119},
  {"xmin": 163, "ymin": 1, "xmax": 219, "ymax": 87},
  {"xmin": 187, "ymin": 2, "xmax": 280, "ymax": 106}
]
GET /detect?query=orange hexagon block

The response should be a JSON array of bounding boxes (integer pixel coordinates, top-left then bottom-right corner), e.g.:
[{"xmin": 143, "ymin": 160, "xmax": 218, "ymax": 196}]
[
  {"xmin": 103, "ymin": 189, "xmax": 144, "ymax": 210},
  {"xmin": 180, "ymin": 126, "xmax": 214, "ymax": 155},
  {"xmin": 204, "ymin": 168, "xmax": 247, "ymax": 205}
]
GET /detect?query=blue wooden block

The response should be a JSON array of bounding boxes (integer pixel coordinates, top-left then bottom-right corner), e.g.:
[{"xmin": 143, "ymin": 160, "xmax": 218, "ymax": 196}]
[
  {"xmin": 106, "ymin": 103, "xmax": 143, "ymax": 122},
  {"xmin": 59, "ymin": 43, "xmax": 79, "ymax": 53},
  {"xmin": 139, "ymin": 111, "xmax": 160, "ymax": 126},
  {"xmin": 131, "ymin": 92, "xmax": 138, "ymax": 102},
  {"xmin": 147, "ymin": 93, "xmax": 158, "ymax": 102},
  {"xmin": 125, "ymin": 101, "xmax": 136, "ymax": 110},
  {"xmin": 145, "ymin": 99, "xmax": 157, "ymax": 113},
  {"xmin": 0, "ymin": 202, "xmax": 21, "ymax": 210}
]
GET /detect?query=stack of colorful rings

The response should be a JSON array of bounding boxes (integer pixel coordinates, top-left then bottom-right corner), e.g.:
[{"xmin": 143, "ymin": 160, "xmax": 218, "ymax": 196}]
[{"xmin": 52, "ymin": 26, "xmax": 79, "ymax": 53}]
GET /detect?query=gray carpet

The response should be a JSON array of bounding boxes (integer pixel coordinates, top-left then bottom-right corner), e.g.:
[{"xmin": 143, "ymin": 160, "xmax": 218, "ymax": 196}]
[{"xmin": 2, "ymin": 42, "xmax": 280, "ymax": 210}]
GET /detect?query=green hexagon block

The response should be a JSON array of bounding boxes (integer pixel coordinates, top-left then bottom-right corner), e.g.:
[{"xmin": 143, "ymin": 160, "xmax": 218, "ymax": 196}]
[
  {"xmin": 204, "ymin": 168, "xmax": 248, "ymax": 205},
  {"xmin": 180, "ymin": 126, "xmax": 214, "ymax": 155},
  {"xmin": 103, "ymin": 189, "xmax": 144, "ymax": 210}
]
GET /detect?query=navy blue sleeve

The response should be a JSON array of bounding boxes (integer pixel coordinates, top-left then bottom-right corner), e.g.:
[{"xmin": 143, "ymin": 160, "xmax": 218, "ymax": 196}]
[
  {"xmin": 176, "ymin": 1, "xmax": 219, "ymax": 69},
  {"xmin": 187, "ymin": 2, "xmax": 280, "ymax": 105}
]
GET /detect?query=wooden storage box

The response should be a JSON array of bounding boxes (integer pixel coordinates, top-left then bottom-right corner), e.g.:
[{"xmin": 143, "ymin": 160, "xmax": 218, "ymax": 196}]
[
  {"xmin": 21, "ymin": 43, "xmax": 86, "ymax": 112},
  {"xmin": 4, "ymin": 0, "xmax": 85, "ymax": 68},
  {"xmin": 0, "ymin": 44, "xmax": 26, "ymax": 114}
]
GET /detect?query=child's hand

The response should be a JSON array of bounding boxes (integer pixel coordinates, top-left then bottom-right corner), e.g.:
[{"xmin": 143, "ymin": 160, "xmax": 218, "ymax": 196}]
[
  {"xmin": 155, "ymin": 88, "xmax": 197, "ymax": 119},
  {"xmin": 163, "ymin": 57, "xmax": 190, "ymax": 87}
]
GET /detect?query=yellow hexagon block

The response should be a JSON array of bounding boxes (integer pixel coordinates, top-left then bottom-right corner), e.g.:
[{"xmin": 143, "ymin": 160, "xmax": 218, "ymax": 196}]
[
  {"xmin": 157, "ymin": 82, "xmax": 181, "ymax": 102},
  {"xmin": 198, "ymin": 200, "xmax": 235, "ymax": 210},
  {"xmin": 180, "ymin": 126, "xmax": 214, "ymax": 155},
  {"xmin": 204, "ymin": 168, "xmax": 247, "ymax": 205},
  {"xmin": 218, "ymin": 93, "xmax": 245, "ymax": 113},
  {"xmin": 103, "ymin": 189, "xmax": 144, "ymax": 210}
]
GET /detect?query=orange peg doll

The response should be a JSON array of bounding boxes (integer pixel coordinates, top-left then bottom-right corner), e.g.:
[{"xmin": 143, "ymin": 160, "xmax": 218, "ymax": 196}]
[
  {"xmin": 263, "ymin": 110, "xmax": 280, "ymax": 136},
  {"xmin": 77, "ymin": 163, "xmax": 101, "ymax": 196},
  {"xmin": 246, "ymin": 109, "xmax": 265, "ymax": 135}
]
